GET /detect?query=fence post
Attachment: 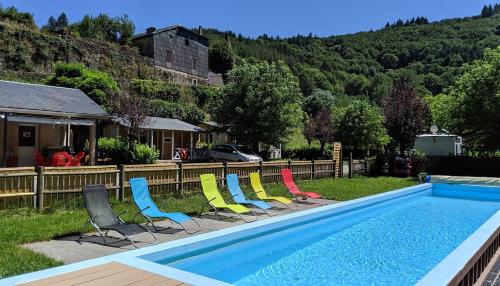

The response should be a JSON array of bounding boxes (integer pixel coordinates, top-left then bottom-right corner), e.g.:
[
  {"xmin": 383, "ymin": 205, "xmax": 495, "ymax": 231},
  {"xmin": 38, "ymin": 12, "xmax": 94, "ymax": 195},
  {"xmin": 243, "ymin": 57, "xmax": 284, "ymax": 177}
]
[
  {"xmin": 223, "ymin": 162, "xmax": 228, "ymax": 186},
  {"xmin": 349, "ymin": 152, "xmax": 353, "ymax": 179},
  {"xmin": 288, "ymin": 160, "xmax": 292, "ymax": 170},
  {"xmin": 311, "ymin": 160, "xmax": 316, "ymax": 180},
  {"xmin": 118, "ymin": 164, "xmax": 125, "ymax": 202},
  {"xmin": 179, "ymin": 163, "xmax": 184, "ymax": 194},
  {"xmin": 36, "ymin": 166, "xmax": 44, "ymax": 210},
  {"xmin": 332, "ymin": 160, "xmax": 336, "ymax": 178},
  {"xmin": 365, "ymin": 158, "xmax": 369, "ymax": 176},
  {"xmin": 259, "ymin": 160, "xmax": 264, "ymax": 174}
]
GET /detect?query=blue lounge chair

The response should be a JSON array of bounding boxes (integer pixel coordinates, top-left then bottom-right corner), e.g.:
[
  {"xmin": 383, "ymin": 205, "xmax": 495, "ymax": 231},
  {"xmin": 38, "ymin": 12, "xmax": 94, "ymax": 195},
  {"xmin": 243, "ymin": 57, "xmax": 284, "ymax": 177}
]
[
  {"xmin": 226, "ymin": 174, "xmax": 272, "ymax": 216},
  {"xmin": 129, "ymin": 178, "xmax": 201, "ymax": 234}
]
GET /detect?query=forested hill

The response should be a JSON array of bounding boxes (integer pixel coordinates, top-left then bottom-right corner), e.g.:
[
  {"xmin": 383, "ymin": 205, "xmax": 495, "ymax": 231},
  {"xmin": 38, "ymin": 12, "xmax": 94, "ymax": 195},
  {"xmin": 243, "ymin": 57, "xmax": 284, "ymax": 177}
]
[
  {"xmin": 202, "ymin": 11, "xmax": 500, "ymax": 101},
  {"xmin": 0, "ymin": 3, "xmax": 499, "ymax": 104}
]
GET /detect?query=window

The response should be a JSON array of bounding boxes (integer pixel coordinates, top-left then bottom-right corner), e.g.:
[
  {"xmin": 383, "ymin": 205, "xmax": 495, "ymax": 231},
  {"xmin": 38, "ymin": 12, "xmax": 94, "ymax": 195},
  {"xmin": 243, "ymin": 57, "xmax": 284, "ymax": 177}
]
[
  {"xmin": 192, "ymin": 79, "xmax": 198, "ymax": 86},
  {"xmin": 185, "ymin": 39, "xmax": 190, "ymax": 46},
  {"xmin": 192, "ymin": 58, "xmax": 197, "ymax": 70},
  {"xmin": 166, "ymin": 50, "xmax": 173, "ymax": 63}
]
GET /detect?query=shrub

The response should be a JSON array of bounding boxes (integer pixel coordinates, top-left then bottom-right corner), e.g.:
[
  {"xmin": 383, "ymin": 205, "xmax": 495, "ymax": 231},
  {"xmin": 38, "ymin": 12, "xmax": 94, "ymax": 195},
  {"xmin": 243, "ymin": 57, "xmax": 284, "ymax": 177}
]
[
  {"xmin": 5, "ymin": 44, "xmax": 31, "ymax": 71},
  {"xmin": 131, "ymin": 79, "xmax": 181, "ymax": 101},
  {"xmin": 0, "ymin": 6, "xmax": 36, "ymax": 27},
  {"xmin": 47, "ymin": 63, "xmax": 119, "ymax": 109},
  {"xmin": 146, "ymin": 99, "xmax": 205, "ymax": 124},
  {"xmin": 133, "ymin": 143, "xmax": 160, "ymax": 164},
  {"xmin": 191, "ymin": 85, "xmax": 220, "ymax": 107},
  {"xmin": 97, "ymin": 137, "xmax": 159, "ymax": 164}
]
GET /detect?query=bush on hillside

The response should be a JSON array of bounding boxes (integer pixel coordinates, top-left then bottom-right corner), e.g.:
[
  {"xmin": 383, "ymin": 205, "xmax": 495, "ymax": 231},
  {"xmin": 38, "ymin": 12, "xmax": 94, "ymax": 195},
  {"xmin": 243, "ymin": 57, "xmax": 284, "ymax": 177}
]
[
  {"xmin": 0, "ymin": 6, "xmax": 35, "ymax": 27},
  {"xmin": 146, "ymin": 99, "xmax": 205, "ymax": 124},
  {"xmin": 47, "ymin": 63, "xmax": 119, "ymax": 109},
  {"xmin": 131, "ymin": 79, "xmax": 182, "ymax": 101}
]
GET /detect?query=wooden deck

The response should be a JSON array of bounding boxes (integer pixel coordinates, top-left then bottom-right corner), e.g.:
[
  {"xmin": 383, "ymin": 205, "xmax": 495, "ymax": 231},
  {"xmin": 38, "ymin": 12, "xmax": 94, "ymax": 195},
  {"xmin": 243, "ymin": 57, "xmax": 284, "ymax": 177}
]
[{"xmin": 19, "ymin": 262, "xmax": 190, "ymax": 286}]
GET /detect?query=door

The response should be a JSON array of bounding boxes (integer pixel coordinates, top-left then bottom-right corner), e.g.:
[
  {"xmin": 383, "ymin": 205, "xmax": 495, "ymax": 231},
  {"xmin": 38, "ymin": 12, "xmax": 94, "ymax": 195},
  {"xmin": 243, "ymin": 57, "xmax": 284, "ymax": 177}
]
[
  {"xmin": 162, "ymin": 136, "xmax": 172, "ymax": 160},
  {"xmin": 18, "ymin": 125, "xmax": 37, "ymax": 166}
]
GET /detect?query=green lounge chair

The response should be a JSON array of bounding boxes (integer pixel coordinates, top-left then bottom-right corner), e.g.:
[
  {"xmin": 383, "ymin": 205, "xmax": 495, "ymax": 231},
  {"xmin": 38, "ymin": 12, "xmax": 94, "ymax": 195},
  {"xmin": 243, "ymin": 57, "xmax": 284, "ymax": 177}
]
[
  {"xmin": 249, "ymin": 172, "xmax": 294, "ymax": 210},
  {"xmin": 200, "ymin": 174, "xmax": 257, "ymax": 222}
]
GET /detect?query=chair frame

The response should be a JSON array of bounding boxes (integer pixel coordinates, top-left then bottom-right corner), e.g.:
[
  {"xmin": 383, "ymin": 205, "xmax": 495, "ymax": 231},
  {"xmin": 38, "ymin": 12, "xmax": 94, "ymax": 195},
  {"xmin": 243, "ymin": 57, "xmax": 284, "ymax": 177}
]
[
  {"xmin": 198, "ymin": 194, "xmax": 258, "ymax": 223},
  {"xmin": 80, "ymin": 185, "xmax": 158, "ymax": 248},
  {"xmin": 133, "ymin": 205, "xmax": 202, "ymax": 234}
]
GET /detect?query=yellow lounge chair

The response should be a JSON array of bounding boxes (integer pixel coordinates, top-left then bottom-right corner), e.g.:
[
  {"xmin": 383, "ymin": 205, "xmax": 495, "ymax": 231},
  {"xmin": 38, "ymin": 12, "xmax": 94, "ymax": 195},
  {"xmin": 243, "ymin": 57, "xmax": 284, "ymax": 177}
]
[
  {"xmin": 249, "ymin": 172, "xmax": 294, "ymax": 210},
  {"xmin": 200, "ymin": 174, "xmax": 257, "ymax": 222}
]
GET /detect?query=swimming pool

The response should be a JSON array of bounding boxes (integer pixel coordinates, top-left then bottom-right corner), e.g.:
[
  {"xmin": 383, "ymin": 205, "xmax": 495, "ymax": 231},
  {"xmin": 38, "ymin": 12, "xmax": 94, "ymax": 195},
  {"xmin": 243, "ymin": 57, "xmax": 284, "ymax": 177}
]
[
  {"xmin": 2, "ymin": 182, "xmax": 500, "ymax": 286},
  {"xmin": 146, "ymin": 183, "xmax": 500, "ymax": 285}
]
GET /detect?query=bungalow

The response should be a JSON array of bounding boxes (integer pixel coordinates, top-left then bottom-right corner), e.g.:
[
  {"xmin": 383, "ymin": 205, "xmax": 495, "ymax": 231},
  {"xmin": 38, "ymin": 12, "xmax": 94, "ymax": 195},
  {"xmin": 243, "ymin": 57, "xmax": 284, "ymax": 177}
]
[
  {"xmin": 197, "ymin": 121, "xmax": 232, "ymax": 145},
  {"xmin": 104, "ymin": 116, "xmax": 204, "ymax": 161},
  {"xmin": 0, "ymin": 80, "xmax": 108, "ymax": 167}
]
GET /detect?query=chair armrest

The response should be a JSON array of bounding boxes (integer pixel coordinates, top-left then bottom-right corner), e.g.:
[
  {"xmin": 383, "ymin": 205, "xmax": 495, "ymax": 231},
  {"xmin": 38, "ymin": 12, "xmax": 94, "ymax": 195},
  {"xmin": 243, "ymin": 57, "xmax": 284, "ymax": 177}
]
[
  {"xmin": 117, "ymin": 210, "xmax": 128, "ymax": 222},
  {"xmin": 132, "ymin": 206, "xmax": 150, "ymax": 222},
  {"xmin": 223, "ymin": 193, "xmax": 239, "ymax": 201}
]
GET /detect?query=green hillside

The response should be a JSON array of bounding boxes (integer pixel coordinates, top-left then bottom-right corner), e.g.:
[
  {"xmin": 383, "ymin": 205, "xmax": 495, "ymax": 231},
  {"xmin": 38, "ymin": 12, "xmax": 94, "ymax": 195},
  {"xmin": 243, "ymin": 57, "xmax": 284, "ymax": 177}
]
[{"xmin": 202, "ymin": 12, "xmax": 500, "ymax": 101}]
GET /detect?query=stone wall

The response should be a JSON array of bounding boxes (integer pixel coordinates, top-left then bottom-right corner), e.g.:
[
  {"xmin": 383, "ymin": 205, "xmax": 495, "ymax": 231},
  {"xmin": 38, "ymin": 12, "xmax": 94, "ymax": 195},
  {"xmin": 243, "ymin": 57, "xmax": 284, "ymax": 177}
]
[{"xmin": 153, "ymin": 29, "xmax": 209, "ymax": 79}]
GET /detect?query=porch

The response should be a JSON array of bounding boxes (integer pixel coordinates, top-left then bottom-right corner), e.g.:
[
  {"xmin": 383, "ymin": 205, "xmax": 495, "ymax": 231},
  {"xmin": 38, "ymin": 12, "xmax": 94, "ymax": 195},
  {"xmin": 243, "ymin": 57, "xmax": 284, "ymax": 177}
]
[
  {"xmin": 104, "ymin": 116, "xmax": 204, "ymax": 161},
  {"xmin": 0, "ymin": 114, "xmax": 97, "ymax": 167},
  {"xmin": 0, "ymin": 80, "xmax": 109, "ymax": 167}
]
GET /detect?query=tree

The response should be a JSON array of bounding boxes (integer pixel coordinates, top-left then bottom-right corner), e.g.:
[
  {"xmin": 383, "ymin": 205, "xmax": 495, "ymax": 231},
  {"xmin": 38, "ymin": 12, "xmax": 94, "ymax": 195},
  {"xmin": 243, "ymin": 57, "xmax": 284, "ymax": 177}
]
[
  {"xmin": 424, "ymin": 93, "xmax": 456, "ymax": 131},
  {"xmin": 43, "ymin": 13, "xmax": 69, "ymax": 35},
  {"xmin": 303, "ymin": 118, "xmax": 317, "ymax": 146},
  {"xmin": 443, "ymin": 46, "xmax": 500, "ymax": 153},
  {"xmin": 334, "ymin": 100, "xmax": 389, "ymax": 156},
  {"xmin": 112, "ymin": 92, "xmax": 149, "ymax": 141},
  {"xmin": 344, "ymin": 73, "xmax": 370, "ymax": 97},
  {"xmin": 208, "ymin": 41, "xmax": 235, "ymax": 75},
  {"xmin": 211, "ymin": 60, "xmax": 303, "ymax": 150},
  {"xmin": 303, "ymin": 89, "xmax": 335, "ymax": 116},
  {"xmin": 380, "ymin": 53, "xmax": 399, "ymax": 69},
  {"xmin": 423, "ymin": 73, "xmax": 445, "ymax": 95},
  {"xmin": 303, "ymin": 108, "xmax": 335, "ymax": 155},
  {"xmin": 481, "ymin": 5, "xmax": 494, "ymax": 18},
  {"xmin": 382, "ymin": 79, "xmax": 429, "ymax": 155},
  {"xmin": 71, "ymin": 13, "xmax": 135, "ymax": 44}
]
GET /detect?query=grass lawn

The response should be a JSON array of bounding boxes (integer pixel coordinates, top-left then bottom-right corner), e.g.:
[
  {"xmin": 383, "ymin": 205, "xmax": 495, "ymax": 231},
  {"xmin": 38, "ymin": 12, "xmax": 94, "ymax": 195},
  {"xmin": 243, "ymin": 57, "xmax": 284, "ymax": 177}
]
[{"xmin": 0, "ymin": 176, "xmax": 416, "ymax": 279}]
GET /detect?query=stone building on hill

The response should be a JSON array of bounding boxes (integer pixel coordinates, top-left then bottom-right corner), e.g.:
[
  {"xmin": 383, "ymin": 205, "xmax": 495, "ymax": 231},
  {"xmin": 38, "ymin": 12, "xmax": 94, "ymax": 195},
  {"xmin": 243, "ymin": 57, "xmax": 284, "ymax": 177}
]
[{"xmin": 132, "ymin": 25, "xmax": 209, "ymax": 86}]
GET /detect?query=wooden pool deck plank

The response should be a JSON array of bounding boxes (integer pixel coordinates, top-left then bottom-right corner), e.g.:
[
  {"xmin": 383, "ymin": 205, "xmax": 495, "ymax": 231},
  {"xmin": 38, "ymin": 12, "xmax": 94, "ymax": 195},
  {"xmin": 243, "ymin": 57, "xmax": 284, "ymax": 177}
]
[{"xmin": 18, "ymin": 262, "xmax": 189, "ymax": 286}]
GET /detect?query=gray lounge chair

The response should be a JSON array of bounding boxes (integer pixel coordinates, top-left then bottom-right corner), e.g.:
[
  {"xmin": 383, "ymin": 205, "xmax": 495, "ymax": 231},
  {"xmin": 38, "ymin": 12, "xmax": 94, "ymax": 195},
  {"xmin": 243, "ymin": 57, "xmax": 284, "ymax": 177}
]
[{"xmin": 81, "ymin": 184, "xmax": 157, "ymax": 248}]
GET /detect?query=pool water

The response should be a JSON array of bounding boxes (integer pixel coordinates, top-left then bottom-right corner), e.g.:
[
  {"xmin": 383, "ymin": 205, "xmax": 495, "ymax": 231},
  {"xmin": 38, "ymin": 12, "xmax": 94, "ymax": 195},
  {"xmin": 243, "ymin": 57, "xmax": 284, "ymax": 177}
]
[{"xmin": 159, "ymin": 185, "xmax": 500, "ymax": 285}]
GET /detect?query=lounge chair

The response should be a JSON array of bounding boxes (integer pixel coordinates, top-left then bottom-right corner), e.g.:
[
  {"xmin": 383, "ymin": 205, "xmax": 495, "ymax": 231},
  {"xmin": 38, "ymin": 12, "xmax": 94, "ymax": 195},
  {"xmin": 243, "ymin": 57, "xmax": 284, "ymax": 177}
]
[
  {"xmin": 199, "ymin": 174, "xmax": 257, "ymax": 222},
  {"xmin": 129, "ymin": 178, "xmax": 201, "ymax": 234},
  {"xmin": 281, "ymin": 168, "xmax": 325, "ymax": 204},
  {"xmin": 226, "ymin": 174, "xmax": 272, "ymax": 215},
  {"xmin": 249, "ymin": 172, "xmax": 294, "ymax": 210},
  {"xmin": 81, "ymin": 184, "xmax": 157, "ymax": 248}
]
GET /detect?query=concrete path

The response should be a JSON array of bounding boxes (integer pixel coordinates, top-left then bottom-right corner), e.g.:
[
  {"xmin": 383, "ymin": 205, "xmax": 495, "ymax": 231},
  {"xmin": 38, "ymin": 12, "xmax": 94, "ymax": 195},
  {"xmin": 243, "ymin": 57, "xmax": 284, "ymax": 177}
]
[{"xmin": 24, "ymin": 199, "xmax": 335, "ymax": 264}]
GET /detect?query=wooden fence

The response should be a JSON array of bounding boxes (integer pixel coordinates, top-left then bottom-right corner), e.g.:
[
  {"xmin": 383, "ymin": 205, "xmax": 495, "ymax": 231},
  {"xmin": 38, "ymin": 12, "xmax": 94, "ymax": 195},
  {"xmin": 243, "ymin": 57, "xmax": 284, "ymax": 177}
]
[{"xmin": 0, "ymin": 160, "xmax": 335, "ymax": 209}]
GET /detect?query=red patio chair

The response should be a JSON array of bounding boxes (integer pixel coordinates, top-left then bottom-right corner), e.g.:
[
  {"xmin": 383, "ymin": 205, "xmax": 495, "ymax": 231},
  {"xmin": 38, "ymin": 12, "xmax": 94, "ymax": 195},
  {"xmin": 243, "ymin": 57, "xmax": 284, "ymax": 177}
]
[
  {"xmin": 69, "ymin": 151, "xmax": 85, "ymax": 166},
  {"xmin": 51, "ymin": 151, "xmax": 70, "ymax": 167},
  {"xmin": 33, "ymin": 151, "xmax": 47, "ymax": 167},
  {"xmin": 281, "ymin": 168, "xmax": 324, "ymax": 204}
]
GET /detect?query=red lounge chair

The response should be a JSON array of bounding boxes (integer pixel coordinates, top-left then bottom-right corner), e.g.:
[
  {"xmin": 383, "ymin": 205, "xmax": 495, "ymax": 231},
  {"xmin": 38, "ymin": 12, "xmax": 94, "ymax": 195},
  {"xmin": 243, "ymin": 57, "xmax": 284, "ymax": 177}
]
[
  {"xmin": 51, "ymin": 151, "xmax": 70, "ymax": 167},
  {"xmin": 69, "ymin": 151, "xmax": 85, "ymax": 166},
  {"xmin": 33, "ymin": 151, "xmax": 47, "ymax": 167},
  {"xmin": 281, "ymin": 168, "xmax": 324, "ymax": 203}
]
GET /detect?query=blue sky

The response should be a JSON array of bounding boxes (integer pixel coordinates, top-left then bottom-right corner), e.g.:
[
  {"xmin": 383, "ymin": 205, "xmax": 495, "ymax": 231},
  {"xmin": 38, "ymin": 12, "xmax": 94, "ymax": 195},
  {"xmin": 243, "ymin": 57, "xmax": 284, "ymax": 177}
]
[{"xmin": 2, "ymin": 0, "xmax": 497, "ymax": 37}]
